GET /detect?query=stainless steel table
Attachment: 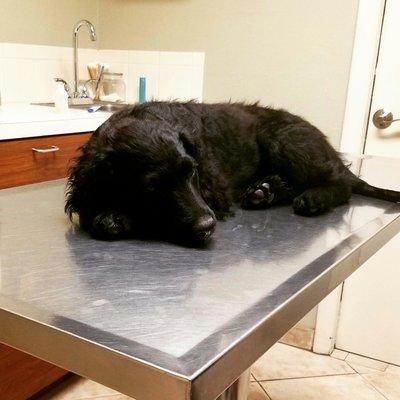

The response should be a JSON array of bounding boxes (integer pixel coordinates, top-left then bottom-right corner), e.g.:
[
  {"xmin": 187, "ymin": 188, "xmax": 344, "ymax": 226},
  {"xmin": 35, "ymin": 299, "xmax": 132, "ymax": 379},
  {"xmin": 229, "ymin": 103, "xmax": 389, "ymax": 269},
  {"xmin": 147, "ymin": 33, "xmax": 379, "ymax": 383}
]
[{"xmin": 1, "ymin": 155, "xmax": 400, "ymax": 400}]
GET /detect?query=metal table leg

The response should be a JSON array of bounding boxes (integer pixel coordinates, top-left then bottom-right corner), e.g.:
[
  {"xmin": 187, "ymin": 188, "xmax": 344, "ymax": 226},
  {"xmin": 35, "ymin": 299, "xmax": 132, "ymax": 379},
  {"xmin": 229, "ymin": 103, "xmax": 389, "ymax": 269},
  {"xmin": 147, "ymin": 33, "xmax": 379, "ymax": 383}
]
[{"xmin": 216, "ymin": 369, "xmax": 250, "ymax": 400}]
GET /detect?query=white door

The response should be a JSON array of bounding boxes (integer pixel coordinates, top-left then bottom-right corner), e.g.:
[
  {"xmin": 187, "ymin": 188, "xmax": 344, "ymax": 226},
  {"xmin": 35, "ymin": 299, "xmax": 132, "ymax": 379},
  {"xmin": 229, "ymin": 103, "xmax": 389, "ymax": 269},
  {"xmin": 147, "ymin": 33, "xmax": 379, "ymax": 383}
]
[{"xmin": 336, "ymin": 0, "xmax": 400, "ymax": 365}]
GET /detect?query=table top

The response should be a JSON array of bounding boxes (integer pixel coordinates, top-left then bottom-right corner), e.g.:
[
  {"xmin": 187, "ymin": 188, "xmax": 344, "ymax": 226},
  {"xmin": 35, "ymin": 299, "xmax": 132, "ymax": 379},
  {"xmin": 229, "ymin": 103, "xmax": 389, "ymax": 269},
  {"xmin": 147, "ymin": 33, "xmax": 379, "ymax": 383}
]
[{"xmin": 1, "ymin": 155, "xmax": 400, "ymax": 400}]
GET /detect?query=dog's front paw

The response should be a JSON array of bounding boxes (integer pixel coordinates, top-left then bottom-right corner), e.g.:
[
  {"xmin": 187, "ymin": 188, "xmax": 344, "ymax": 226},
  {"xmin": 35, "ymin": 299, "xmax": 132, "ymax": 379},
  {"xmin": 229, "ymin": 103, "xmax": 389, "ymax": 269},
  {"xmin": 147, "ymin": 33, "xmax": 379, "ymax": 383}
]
[
  {"xmin": 242, "ymin": 182, "xmax": 275, "ymax": 208},
  {"xmin": 293, "ymin": 191, "xmax": 330, "ymax": 216},
  {"xmin": 241, "ymin": 175, "xmax": 294, "ymax": 209},
  {"xmin": 91, "ymin": 211, "xmax": 132, "ymax": 239}
]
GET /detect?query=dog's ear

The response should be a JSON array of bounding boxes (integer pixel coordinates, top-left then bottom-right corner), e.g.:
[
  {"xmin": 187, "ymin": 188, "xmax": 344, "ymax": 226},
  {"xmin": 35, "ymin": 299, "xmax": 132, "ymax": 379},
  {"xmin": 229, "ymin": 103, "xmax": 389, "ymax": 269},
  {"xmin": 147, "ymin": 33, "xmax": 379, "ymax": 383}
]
[{"xmin": 179, "ymin": 130, "xmax": 196, "ymax": 157}]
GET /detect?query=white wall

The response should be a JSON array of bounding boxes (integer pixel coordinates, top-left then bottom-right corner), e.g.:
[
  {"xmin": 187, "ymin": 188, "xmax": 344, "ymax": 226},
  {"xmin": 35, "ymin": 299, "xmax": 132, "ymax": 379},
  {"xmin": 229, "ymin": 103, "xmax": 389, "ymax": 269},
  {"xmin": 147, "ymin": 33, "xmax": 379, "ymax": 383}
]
[{"xmin": 99, "ymin": 0, "xmax": 360, "ymax": 148}]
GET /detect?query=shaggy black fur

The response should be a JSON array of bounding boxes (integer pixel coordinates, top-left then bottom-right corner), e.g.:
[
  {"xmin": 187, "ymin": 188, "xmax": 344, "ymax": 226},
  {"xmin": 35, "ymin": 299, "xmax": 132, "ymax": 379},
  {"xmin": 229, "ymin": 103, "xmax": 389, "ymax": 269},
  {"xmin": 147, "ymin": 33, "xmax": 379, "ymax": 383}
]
[{"xmin": 66, "ymin": 101, "xmax": 400, "ymax": 245}]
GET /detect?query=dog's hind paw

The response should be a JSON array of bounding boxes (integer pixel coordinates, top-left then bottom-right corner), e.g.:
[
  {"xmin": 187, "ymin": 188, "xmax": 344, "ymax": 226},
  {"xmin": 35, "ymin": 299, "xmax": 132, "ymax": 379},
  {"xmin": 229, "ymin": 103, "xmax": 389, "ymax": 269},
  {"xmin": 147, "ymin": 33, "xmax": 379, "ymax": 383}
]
[
  {"xmin": 293, "ymin": 191, "xmax": 330, "ymax": 216},
  {"xmin": 91, "ymin": 211, "xmax": 132, "ymax": 239},
  {"xmin": 241, "ymin": 175, "xmax": 295, "ymax": 209}
]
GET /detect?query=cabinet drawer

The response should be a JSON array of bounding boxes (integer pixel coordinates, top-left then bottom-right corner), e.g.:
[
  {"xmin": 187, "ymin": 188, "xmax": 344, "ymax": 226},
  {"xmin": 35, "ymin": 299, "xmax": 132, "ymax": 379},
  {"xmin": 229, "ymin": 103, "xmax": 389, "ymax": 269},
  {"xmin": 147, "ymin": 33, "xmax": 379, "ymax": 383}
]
[{"xmin": 0, "ymin": 132, "xmax": 91, "ymax": 189}]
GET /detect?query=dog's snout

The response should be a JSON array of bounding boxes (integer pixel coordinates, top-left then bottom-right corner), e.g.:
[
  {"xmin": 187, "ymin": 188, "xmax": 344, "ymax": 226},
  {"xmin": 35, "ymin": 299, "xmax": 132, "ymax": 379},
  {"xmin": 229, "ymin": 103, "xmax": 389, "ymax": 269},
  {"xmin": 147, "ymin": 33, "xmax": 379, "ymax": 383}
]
[{"xmin": 193, "ymin": 215, "xmax": 216, "ymax": 240}]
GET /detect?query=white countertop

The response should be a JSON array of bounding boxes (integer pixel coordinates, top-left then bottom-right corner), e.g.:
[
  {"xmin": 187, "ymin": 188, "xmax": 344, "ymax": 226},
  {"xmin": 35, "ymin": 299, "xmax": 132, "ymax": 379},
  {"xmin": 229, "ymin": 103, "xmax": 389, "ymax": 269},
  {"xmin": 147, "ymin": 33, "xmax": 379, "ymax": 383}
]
[{"xmin": 0, "ymin": 104, "xmax": 112, "ymax": 140}]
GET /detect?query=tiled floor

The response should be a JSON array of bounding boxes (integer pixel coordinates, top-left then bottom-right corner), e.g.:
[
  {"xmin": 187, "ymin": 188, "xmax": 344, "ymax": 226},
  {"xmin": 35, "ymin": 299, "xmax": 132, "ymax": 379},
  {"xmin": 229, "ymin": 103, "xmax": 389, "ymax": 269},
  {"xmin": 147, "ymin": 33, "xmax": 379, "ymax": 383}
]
[
  {"xmin": 39, "ymin": 343, "xmax": 400, "ymax": 400},
  {"xmin": 251, "ymin": 344, "xmax": 400, "ymax": 400}
]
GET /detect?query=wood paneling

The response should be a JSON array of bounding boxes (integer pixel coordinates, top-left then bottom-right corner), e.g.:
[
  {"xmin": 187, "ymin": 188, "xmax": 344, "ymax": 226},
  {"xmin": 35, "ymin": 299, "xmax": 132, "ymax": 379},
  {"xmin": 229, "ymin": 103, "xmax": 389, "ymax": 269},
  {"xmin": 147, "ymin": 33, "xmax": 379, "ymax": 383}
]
[
  {"xmin": 0, "ymin": 343, "xmax": 69, "ymax": 400},
  {"xmin": 0, "ymin": 133, "xmax": 91, "ymax": 189}
]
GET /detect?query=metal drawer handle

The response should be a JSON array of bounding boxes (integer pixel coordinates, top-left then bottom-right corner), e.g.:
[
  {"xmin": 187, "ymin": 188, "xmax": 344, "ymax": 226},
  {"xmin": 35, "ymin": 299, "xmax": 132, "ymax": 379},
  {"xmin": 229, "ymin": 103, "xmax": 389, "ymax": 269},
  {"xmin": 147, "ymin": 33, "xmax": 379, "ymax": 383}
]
[{"xmin": 32, "ymin": 145, "xmax": 60, "ymax": 153}]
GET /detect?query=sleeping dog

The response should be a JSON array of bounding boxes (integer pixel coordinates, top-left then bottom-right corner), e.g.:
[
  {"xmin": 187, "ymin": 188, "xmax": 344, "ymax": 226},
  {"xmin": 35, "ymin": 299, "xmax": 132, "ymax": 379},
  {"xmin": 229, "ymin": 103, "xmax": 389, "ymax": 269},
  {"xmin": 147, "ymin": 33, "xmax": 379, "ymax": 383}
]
[{"xmin": 66, "ymin": 101, "xmax": 400, "ymax": 245}]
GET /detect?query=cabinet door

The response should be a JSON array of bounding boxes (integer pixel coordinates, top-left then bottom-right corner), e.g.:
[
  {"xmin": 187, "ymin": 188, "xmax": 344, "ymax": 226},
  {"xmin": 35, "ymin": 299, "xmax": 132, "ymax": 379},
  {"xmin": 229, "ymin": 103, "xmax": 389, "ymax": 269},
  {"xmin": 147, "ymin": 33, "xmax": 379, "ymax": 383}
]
[{"xmin": 0, "ymin": 132, "xmax": 91, "ymax": 189}]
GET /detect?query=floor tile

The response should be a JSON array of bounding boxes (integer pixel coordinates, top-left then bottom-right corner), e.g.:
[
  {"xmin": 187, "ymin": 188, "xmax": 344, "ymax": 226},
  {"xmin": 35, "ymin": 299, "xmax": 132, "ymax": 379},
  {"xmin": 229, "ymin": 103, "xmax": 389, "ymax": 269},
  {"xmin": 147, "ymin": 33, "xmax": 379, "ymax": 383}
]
[
  {"xmin": 261, "ymin": 374, "xmax": 386, "ymax": 400},
  {"xmin": 363, "ymin": 364, "xmax": 400, "ymax": 400},
  {"xmin": 346, "ymin": 353, "xmax": 388, "ymax": 373},
  {"xmin": 38, "ymin": 376, "xmax": 122, "ymax": 399},
  {"xmin": 331, "ymin": 349, "xmax": 348, "ymax": 361},
  {"xmin": 248, "ymin": 382, "xmax": 270, "ymax": 400},
  {"xmin": 251, "ymin": 343, "xmax": 354, "ymax": 381}
]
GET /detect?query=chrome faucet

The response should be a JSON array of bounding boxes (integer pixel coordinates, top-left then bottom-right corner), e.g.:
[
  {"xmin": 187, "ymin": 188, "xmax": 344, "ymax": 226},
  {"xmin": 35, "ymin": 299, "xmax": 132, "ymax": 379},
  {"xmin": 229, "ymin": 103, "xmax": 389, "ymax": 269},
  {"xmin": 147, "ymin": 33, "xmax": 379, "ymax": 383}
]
[{"xmin": 73, "ymin": 20, "xmax": 97, "ymax": 99}]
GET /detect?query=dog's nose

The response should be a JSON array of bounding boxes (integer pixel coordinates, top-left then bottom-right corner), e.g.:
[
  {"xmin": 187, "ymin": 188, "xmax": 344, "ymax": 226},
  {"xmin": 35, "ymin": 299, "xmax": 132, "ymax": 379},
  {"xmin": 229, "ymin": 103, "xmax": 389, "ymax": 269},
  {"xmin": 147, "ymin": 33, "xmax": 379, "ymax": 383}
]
[{"xmin": 193, "ymin": 215, "xmax": 216, "ymax": 240}]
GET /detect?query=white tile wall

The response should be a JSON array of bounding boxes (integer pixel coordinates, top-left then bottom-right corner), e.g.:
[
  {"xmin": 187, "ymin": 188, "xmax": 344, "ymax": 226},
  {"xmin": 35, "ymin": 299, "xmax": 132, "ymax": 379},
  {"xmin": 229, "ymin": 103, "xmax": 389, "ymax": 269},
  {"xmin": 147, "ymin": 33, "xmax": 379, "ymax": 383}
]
[
  {"xmin": 0, "ymin": 43, "xmax": 97, "ymax": 103},
  {"xmin": 0, "ymin": 43, "xmax": 204, "ymax": 104},
  {"xmin": 98, "ymin": 49, "xmax": 204, "ymax": 102},
  {"xmin": 158, "ymin": 65, "xmax": 194, "ymax": 101}
]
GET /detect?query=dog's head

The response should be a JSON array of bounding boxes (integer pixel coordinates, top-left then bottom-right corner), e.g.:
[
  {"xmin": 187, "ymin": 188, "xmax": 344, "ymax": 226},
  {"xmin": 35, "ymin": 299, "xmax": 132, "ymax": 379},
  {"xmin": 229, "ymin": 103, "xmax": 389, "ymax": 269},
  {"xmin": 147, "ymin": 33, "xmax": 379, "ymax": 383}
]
[{"xmin": 79, "ymin": 117, "xmax": 216, "ymax": 245}]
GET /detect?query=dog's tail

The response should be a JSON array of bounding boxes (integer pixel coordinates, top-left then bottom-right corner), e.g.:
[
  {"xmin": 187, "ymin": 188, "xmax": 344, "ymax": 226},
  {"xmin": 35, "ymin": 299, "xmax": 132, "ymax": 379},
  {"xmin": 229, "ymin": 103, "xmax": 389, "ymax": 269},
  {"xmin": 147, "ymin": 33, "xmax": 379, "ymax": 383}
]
[{"xmin": 346, "ymin": 170, "xmax": 400, "ymax": 203}]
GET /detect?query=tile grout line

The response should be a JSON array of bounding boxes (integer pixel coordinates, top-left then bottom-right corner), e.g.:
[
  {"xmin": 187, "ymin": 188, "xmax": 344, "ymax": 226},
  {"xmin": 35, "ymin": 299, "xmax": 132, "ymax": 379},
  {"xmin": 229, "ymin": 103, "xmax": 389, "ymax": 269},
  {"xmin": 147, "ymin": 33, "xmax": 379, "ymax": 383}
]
[
  {"xmin": 345, "ymin": 359, "xmax": 362, "ymax": 375},
  {"xmin": 358, "ymin": 372, "xmax": 391, "ymax": 400},
  {"xmin": 254, "ymin": 371, "xmax": 357, "ymax": 383},
  {"xmin": 345, "ymin": 351, "xmax": 391, "ymax": 372},
  {"xmin": 254, "ymin": 380, "xmax": 272, "ymax": 400}
]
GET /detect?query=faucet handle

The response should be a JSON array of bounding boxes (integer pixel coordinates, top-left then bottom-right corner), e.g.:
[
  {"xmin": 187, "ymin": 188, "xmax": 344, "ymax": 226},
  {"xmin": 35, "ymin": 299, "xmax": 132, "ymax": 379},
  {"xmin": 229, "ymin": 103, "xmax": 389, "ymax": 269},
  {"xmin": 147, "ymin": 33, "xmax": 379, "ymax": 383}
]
[{"xmin": 54, "ymin": 78, "xmax": 71, "ymax": 97}]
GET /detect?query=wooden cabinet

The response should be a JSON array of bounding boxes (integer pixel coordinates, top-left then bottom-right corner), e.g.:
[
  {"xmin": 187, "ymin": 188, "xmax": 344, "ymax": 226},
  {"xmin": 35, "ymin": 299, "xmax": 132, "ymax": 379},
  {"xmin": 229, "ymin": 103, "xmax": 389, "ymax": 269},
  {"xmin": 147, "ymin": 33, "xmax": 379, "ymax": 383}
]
[
  {"xmin": 0, "ymin": 132, "xmax": 91, "ymax": 189},
  {"xmin": 0, "ymin": 344, "xmax": 69, "ymax": 400},
  {"xmin": 0, "ymin": 131, "xmax": 91, "ymax": 398}
]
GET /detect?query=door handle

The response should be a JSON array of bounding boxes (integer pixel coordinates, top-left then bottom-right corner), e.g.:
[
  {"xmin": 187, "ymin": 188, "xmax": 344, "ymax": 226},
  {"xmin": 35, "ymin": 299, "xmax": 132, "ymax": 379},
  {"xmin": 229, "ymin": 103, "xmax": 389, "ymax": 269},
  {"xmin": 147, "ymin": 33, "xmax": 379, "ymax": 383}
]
[{"xmin": 372, "ymin": 108, "xmax": 400, "ymax": 129}]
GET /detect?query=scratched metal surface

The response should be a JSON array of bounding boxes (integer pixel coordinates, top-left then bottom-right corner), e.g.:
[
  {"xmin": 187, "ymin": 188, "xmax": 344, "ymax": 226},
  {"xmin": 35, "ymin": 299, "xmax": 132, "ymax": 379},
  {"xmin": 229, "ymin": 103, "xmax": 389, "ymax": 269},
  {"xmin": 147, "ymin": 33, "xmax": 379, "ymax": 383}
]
[{"xmin": 0, "ymin": 155, "xmax": 400, "ymax": 380}]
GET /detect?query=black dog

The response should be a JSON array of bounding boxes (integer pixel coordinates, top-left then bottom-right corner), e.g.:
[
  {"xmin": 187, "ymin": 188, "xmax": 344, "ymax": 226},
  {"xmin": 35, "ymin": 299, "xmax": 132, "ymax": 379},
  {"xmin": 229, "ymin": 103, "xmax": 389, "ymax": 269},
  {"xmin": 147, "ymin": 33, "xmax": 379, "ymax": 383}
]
[{"xmin": 66, "ymin": 101, "xmax": 400, "ymax": 245}]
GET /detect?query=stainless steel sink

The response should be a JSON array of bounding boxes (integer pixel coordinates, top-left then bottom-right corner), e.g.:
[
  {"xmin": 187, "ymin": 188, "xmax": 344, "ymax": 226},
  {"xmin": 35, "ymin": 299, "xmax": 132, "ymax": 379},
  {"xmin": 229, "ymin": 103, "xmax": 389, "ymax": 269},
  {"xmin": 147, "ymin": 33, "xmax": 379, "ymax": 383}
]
[{"xmin": 31, "ymin": 101, "xmax": 132, "ymax": 113}]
